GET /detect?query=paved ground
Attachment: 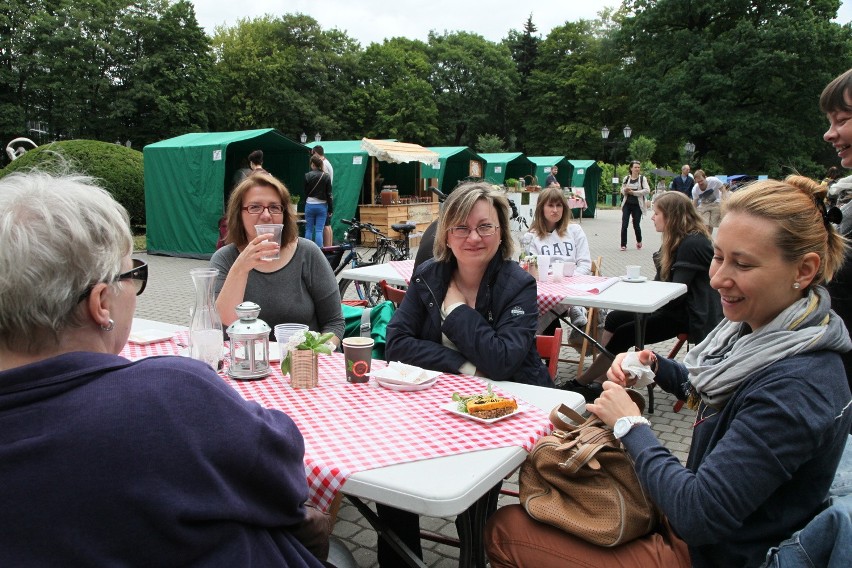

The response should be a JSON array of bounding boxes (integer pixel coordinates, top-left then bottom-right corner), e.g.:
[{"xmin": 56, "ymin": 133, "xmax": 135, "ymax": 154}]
[{"xmin": 135, "ymin": 207, "xmax": 694, "ymax": 567}]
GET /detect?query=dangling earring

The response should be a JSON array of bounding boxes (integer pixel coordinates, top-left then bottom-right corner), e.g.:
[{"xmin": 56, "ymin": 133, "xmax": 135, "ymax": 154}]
[
  {"xmin": 792, "ymin": 282, "xmax": 801, "ymax": 290},
  {"xmin": 101, "ymin": 318, "xmax": 115, "ymax": 332}
]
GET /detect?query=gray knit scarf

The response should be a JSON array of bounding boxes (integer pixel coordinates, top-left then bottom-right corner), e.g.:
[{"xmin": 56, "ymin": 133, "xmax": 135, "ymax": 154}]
[{"xmin": 683, "ymin": 286, "xmax": 851, "ymax": 409}]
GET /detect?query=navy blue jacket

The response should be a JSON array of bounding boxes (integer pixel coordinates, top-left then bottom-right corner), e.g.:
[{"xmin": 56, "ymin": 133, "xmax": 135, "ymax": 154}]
[
  {"xmin": 671, "ymin": 174, "xmax": 695, "ymax": 197},
  {"xmin": 623, "ymin": 351, "xmax": 852, "ymax": 568},
  {"xmin": 386, "ymin": 254, "xmax": 552, "ymax": 386},
  {"xmin": 0, "ymin": 352, "xmax": 323, "ymax": 567}
]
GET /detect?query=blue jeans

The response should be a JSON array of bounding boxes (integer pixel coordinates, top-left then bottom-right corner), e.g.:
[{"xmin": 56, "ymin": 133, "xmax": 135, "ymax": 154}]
[
  {"xmin": 305, "ymin": 202, "xmax": 327, "ymax": 247},
  {"xmin": 761, "ymin": 435, "xmax": 852, "ymax": 567}
]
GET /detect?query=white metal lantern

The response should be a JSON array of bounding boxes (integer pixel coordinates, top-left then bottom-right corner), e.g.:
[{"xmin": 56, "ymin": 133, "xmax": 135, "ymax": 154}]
[{"xmin": 226, "ymin": 302, "xmax": 271, "ymax": 380}]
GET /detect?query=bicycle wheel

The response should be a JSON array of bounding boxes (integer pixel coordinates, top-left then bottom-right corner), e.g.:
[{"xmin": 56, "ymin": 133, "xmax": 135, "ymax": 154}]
[{"xmin": 338, "ymin": 277, "xmax": 384, "ymax": 307}]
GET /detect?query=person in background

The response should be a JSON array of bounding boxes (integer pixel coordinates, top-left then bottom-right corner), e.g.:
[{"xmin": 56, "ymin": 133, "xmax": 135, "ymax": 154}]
[
  {"xmin": 564, "ymin": 191, "xmax": 722, "ymax": 401},
  {"xmin": 822, "ymin": 66, "xmax": 852, "ymax": 395},
  {"xmin": 379, "ymin": 181, "xmax": 552, "ymax": 567},
  {"xmin": 620, "ymin": 160, "xmax": 650, "ymax": 251},
  {"xmin": 0, "ymin": 171, "xmax": 326, "ymax": 567},
  {"xmin": 545, "ymin": 165, "xmax": 559, "ymax": 187},
  {"xmin": 312, "ymin": 145, "xmax": 335, "ymax": 246},
  {"xmin": 669, "ymin": 164, "xmax": 695, "ymax": 198},
  {"xmin": 692, "ymin": 169, "xmax": 727, "ymax": 231},
  {"xmin": 248, "ymin": 149, "xmax": 268, "ymax": 174},
  {"xmin": 304, "ymin": 154, "xmax": 332, "ymax": 248},
  {"xmin": 487, "ymin": 176, "xmax": 852, "ymax": 568},
  {"xmin": 822, "ymin": 165, "xmax": 842, "ymax": 188},
  {"xmin": 211, "ymin": 172, "xmax": 343, "ymax": 345},
  {"xmin": 524, "ymin": 185, "xmax": 593, "ymax": 330}
]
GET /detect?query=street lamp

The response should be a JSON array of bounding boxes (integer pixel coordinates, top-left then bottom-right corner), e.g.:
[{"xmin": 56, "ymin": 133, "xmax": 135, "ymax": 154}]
[
  {"xmin": 684, "ymin": 141, "xmax": 695, "ymax": 164},
  {"xmin": 300, "ymin": 132, "xmax": 307, "ymax": 144},
  {"xmin": 314, "ymin": 132, "xmax": 322, "ymax": 142},
  {"xmin": 601, "ymin": 125, "xmax": 633, "ymax": 205}
]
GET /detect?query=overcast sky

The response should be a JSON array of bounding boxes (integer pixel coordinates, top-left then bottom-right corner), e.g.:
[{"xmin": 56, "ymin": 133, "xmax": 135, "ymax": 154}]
[{"xmin": 191, "ymin": 0, "xmax": 852, "ymax": 45}]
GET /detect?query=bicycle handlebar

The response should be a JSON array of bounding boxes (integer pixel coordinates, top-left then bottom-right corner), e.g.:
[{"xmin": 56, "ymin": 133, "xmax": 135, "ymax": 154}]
[
  {"xmin": 340, "ymin": 218, "xmax": 398, "ymax": 241},
  {"xmin": 427, "ymin": 186, "xmax": 447, "ymax": 202}
]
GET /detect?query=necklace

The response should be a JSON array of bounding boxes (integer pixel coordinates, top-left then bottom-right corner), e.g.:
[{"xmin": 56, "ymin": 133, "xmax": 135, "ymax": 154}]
[{"xmin": 693, "ymin": 401, "xmax": 719, "ymax": 428}]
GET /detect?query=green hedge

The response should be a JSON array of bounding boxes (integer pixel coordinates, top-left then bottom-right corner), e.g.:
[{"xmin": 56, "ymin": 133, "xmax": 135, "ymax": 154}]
[{"xmin": 0, "ymin": 140, "xmax": 145, "ymax": 226}]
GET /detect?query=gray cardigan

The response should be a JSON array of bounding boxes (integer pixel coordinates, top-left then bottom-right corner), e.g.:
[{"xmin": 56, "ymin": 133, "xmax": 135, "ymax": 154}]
[{"xmin": 210, "ymin": 238, "xmax": 344, "ymax": 340}]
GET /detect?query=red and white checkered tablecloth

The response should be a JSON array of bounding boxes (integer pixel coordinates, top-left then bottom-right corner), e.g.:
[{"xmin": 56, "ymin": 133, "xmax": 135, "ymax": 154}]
[
  {"xmin": 536, "ymin": 275, "xmax": 618, "ymax": 315},
  {"xmin": 119, "ymin": 339, "xmax": 553, "ymax": 512},
  {"xmin": 389, "ymin": 260, "xmax": 414, "ymax": 283}
]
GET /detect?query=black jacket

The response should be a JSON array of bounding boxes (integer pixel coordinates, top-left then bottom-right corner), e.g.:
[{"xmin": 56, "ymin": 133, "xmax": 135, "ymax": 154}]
[
  {"xmin": 304, "ymin": 170, "xmax": 332, "ymax": 202},
  {"xmin": 386, "ymin": 254, "xmax": 552, "ymax": 386}
]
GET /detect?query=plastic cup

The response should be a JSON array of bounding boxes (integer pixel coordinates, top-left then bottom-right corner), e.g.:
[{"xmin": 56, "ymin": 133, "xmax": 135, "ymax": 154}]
[
  {"xmin": 536, "ymin": 255, "xmax": 551, "ymax": 282},
  {"xmin": 551, "ymin": 261, "xmax": 564, "ymax": 282},
  {"xmin": 342, "ymin": 337, "xmax": 374, "ymax": 383},
  {"xmin": 626, "ymin": 265, "xmax": 641, "ymax": 280},
  {"xmin": 255, "ymin": 224, "xmax": 283, "ymax": 260},
  {"xmin": 563, "ymin": 261, "xmax": 576, "ymax": 277},
  {"xmin": 275, "ymin": 323, "xmax": 309, "ymax": 354}
]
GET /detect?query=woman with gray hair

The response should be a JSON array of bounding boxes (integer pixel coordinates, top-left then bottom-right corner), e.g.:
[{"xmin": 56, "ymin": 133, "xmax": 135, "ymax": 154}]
[
  {"xmin": 379, "ymin": 181, "xmax": 551, "ymax": 567},
  {"xmin": 0, "ymin": 172, "xmax": 326, "ymax": 567}
]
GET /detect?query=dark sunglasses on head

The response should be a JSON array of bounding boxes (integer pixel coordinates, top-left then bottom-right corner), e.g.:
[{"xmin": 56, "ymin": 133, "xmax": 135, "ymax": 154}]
[{"xmin": 78, "ymin": 258, "xmax": 148, "ymax": 302}]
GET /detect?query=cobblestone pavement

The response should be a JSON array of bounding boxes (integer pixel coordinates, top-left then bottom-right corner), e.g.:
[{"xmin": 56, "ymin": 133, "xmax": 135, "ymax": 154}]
[{"xmin": 135, "ymin": 207, "xmax": 695, "ymax": 567}]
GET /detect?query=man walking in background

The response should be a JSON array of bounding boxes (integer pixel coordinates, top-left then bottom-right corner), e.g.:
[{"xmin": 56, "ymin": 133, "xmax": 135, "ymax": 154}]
[{"xmin": 670, "ymin": 164, "xmax": 694, "ymax": 197}]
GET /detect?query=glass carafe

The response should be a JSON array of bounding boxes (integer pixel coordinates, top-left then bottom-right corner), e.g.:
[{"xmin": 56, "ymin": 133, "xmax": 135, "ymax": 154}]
[{"xmin": 189, "ymin": 268, "xmax": 223, "ymax": 370}]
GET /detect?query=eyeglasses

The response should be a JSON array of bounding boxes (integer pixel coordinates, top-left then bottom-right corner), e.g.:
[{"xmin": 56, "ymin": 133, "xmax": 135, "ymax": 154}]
[
  {"xmin": 447, "ymin": 224, "xmax": 499, "ymax": 238},
  {"xmin": 78, "ymin": 258, "xmax": 148, "ymax": 302},
  {"xmin": 242, "ymin": 204, "xmax": 285, "ymax": 215}
]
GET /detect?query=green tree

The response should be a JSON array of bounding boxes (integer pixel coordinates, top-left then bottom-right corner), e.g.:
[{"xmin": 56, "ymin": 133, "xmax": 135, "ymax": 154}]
[
  {"xmin": 628, "ymin": 135, "xmax": 656, "ymax": 163},
  {"xmin": 346, "ymin": 38, "xmax": 438, "ymax": 142},
  {"xmin": 476, "ymin": 133, "xmax": 505, "ymax": 153},
  {"xmin": 210, "ymin": 14, "xmax": 360, "ymax": 139},
  {"xmin": 618, "ymin": 0, "xmax": 852, "ymax": 175},
  {"xmin": 504, "ymin": 15, "xmax": 541, "ymax": 150},
  {"xmin": 427, "ymin": 32, "xmax": 519, "ymax": 146}
]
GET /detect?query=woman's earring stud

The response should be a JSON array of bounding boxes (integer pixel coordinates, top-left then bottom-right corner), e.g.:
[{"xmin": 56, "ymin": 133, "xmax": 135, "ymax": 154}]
[{"xmin": 792, "ymin": 282, "xmax": 801, "ymax": 290}]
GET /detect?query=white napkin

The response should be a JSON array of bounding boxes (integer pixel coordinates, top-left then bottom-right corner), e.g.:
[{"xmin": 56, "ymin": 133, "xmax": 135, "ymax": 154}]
[
  {"xmin": 372, "ymin": 362, "xmax": 439, "ymax": 384},
  {"xmin": 621, "ymin": 351, "xmax": 655, "ymax": 387}
]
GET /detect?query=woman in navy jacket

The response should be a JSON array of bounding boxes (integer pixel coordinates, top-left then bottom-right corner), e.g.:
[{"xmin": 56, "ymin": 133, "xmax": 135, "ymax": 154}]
[
  {"xmin": 378, "ymin": 182, "xmax": 551, "ymax": 567},
  {"xmin": 386, "ymin": 182, "xmax": 550, "ymax": 387}
]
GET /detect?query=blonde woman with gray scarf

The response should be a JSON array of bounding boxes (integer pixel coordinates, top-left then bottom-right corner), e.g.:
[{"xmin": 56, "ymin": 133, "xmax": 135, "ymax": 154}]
[{"xmin": 486, "ymin": 176, "xmax": 851, "ymax": 568}]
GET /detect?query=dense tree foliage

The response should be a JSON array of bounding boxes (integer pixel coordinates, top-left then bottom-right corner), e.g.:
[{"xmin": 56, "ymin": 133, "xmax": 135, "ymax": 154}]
[
  {"xmin": 1, "ymin": 1, "xmax": 850, "ymax": 177},
  {"xmin": 0, "ymin": 0, "xmax": 216, "ymax": 153},
  {"xmin": 617, "ymin": 0, "xmax": 852, "ymax": 175}
]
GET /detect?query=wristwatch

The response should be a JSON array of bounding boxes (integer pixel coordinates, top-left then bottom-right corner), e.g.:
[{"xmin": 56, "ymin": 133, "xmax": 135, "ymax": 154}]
[{"xmin": 613, "ymin": 416, "xmax": 651, "ymax": 439}]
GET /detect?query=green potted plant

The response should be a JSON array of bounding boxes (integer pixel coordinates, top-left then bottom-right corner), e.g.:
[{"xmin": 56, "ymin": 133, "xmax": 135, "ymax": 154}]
[{"xmin": 281, "ymin": 330, "xmax": 335, "ymax": 388}]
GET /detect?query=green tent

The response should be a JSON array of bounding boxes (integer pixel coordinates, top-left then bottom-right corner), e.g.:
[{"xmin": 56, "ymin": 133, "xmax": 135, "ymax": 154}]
[
  {"xmin": 529, "ymin": 156, "xmax": 571, "ymax": 188},
  {"xmin": 420, "ymin": 147, "xmax": 485, "ymax": 192},
  {"xmin": 478, "ymin": 152, "xmax": 536, "ymax": 186},
  {"xmin": 144, "ymin": 129, "xmax": 309, "ymax": 258},
  {"xmin": 564, "ymin": 160, "xmax": 603, "ymax": 218},
  {"xmin": 306, "ymin": 140, "xmax": 369, "ymax": 242}
]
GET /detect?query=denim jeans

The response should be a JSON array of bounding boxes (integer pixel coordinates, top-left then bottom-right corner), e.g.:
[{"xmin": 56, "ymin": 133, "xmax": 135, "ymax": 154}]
[
  {"xmin": 305, "ymin": 202, "xmax": 327, "ymax": 247},
  {"xmin": 761, "ymin": 435, "xmax": 852, "ymax": 567}
]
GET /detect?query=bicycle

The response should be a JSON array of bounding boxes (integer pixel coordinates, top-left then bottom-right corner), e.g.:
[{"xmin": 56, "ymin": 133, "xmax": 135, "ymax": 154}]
[{"xmin": 333, "ymin": 218, "xmax": 415, "ymax": 306}]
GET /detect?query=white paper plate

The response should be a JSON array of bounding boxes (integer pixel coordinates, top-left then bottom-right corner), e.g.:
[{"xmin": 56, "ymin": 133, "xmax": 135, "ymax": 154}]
[
  {"xmin": 370, "ymin": 362, "xmax": 441, "ymax": 385},
  {"xmin": 441, "ymin": 401, "xmax": 524, "ymax": 424},
  {"xmin": 128, "ymin": 330, "xmax": 174, "ymax": 345},
  {"xmin": 230, "ymin": 342, "xmax": 282, "ymax": 362},
  {"xmin": 621, "ymin": 276, "xmax": 648, "ymax": 283},
  {"xmin": 375, "ymin": 376, "xmax": 439, "ymax": 392}
]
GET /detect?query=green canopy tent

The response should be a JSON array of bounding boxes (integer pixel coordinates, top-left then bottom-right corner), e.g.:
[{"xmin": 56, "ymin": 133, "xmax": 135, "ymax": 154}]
[
  {"xmin": 529, "ymin": 156, "xmax": 571, "ymax": 188},
  {"xmin": 564, "ymin": 160, "xmax": 603, "ymax": 218},
  {"xmin": 306, "ymin": 140, "xmax": 369, "ymax": 242},
  {"xmin": 420, "ymin": 147, "xmax": 485, "ymax": 192},
  {"xmin": 144, "ymin": 129, "xmax": 309, "ymax": 258},
  {"xmin": 479, "ymin": 152, "xmax": 535, "ymax": 186}
]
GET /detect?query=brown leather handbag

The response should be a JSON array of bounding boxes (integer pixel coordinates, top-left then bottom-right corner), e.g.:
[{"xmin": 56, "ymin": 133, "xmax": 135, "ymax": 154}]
[{"xmin": 518, "ymin": 393, "xmax": 659, "ymax": 547}]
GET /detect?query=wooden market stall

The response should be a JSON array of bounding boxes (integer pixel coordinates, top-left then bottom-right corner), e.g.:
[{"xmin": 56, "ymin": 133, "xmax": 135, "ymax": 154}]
[{"xmin": 358, "ymin": 138, "xmax": 441, "ymax": 246}]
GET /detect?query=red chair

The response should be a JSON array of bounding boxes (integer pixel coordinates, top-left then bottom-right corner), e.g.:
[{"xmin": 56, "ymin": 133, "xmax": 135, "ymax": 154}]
[
  {"xmin": 378, "ymin": 279, "xmax": 406, "ymax": 307},
  {"xmin": 536, "ymin": 327, "xmax": 563, "ymax": 383}
]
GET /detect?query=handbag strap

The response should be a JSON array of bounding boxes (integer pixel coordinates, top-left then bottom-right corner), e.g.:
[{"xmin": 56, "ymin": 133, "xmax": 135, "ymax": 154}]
[
  {"xmin": 308, "ymin": 172, "xmax": 325, "ymax": 198},
  {"xmin": 549, "ymin": 403, "xmax": 586, "ymax": 430}
]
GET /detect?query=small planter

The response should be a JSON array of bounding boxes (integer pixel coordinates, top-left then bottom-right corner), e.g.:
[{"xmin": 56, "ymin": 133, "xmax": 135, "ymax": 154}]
[{"xmin": 289, "ymin": 349, "xmax": 318, "ymax": 389}]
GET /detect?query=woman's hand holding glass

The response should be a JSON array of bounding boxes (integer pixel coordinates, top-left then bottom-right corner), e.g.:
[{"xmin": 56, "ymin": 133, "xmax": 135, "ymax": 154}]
[{"xmin": 235, "ymin": 233, "xmax": 280, "ymax": 271}]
